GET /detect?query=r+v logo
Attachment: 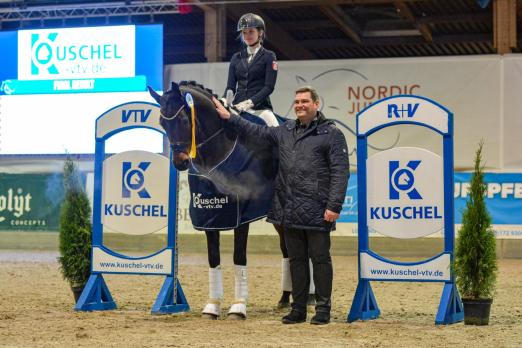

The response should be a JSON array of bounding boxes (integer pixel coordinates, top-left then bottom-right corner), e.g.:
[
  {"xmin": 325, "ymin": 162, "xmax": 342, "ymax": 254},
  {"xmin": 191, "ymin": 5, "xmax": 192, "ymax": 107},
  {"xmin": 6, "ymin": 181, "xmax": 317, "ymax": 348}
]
[{"xmin": 387, "ymin": 103, "xmax": 419, "ymax": 118}]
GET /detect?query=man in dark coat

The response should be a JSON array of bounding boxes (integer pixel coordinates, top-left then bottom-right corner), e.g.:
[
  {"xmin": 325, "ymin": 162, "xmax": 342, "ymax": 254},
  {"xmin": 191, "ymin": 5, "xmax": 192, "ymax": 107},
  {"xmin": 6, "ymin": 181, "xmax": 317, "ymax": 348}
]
[{"xmin": 213, "ymin": 86, "xmax": 350, "ymax": 325}]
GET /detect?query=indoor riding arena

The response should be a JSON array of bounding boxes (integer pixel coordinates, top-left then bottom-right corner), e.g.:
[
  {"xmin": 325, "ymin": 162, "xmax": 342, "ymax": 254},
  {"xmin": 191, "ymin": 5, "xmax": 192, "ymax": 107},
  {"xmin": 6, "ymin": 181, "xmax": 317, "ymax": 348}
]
[{"xmin": 1, "ymin": 1, "xmax": 522, "ymax": 347}]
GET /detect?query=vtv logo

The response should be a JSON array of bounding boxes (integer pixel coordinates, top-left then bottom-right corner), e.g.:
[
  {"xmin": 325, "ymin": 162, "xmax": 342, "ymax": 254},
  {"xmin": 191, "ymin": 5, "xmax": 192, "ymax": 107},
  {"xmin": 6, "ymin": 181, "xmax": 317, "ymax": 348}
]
[
  {"xmin": 387, "ymin": 103, "xmax": 419, "ymax": 118},
  {"xmin": 122, "ymin": 162, "xmax": 151, "ymax": 198},
  {"xmin": 121, "ymin": 109, "xmax": 152, "ymax": 123},
  {"xmin": 31, "ymin": 33, "xmax": 59, "ymax": 75},
  {"xmin": 389, "ymin": 160, "xmax": 422, "ymax": 200}
]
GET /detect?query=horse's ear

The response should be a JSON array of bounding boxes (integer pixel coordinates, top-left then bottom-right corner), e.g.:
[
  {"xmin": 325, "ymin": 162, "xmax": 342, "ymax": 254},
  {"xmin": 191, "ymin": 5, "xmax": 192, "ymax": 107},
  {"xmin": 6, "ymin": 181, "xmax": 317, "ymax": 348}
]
[{"xmin": 148, "ymin": 86, "xmax": 161, "ymax": 104}]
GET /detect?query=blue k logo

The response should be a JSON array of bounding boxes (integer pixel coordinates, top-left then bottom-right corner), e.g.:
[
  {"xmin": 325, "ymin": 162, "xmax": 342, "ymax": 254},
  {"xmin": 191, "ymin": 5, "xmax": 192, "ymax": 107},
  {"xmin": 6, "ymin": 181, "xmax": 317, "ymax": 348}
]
[
  {"xmin": 389, "ymin": 160, "xmax": 422, "ymax": 200},
  {"xmin": 122, "ymin": 162, "xmax": 151, "ymax": 199}
]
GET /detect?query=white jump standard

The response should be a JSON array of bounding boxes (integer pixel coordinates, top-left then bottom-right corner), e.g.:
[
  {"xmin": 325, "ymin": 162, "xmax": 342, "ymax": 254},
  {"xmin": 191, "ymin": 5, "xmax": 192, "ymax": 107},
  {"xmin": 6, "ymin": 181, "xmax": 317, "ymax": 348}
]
[
  {"xmin": 75, "ymin": 101, "xmax": 189, "ymax": 314},
  {"xmin": 348, "ymin": 95, "xmax": 464, "ymax": 325}
]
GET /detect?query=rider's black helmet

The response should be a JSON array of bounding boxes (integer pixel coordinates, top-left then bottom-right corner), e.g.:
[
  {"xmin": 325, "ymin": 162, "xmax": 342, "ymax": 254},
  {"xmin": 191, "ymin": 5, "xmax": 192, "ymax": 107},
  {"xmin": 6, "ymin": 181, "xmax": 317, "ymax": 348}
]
[{"xmin": 237, "ymin": 13, "xmax": 265, "ymax": 32}]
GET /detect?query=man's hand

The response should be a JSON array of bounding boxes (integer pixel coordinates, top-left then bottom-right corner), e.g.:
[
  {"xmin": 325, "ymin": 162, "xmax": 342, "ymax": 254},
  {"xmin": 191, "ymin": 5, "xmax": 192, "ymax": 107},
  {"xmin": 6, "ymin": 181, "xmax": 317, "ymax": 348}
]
[
  {"xmin": 324, "ymin": 209, "xmax": 340, "ymax": 223},
  {"xmin": 212, "ymin": 97, "xmax": 231, "ymax": 120},
  {"xmin": 234, "ymin": 99, "xmax": 254, "ymax": 112}
]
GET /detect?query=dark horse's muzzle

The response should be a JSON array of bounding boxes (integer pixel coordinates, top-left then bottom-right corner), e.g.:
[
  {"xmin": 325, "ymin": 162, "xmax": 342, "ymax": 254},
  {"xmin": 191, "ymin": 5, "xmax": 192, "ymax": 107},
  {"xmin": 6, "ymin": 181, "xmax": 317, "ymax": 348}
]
[{"xmin": 171, "ymin": 143, "xmax": 191, "ymax": 171}]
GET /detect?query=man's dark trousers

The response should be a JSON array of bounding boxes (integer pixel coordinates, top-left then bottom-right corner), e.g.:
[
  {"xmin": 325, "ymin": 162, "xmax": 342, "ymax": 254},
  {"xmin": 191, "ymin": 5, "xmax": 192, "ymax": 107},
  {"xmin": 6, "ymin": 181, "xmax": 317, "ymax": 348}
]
[{"xmin": 284, "ymin": 227, "xmax": 332, "ymax": 315}]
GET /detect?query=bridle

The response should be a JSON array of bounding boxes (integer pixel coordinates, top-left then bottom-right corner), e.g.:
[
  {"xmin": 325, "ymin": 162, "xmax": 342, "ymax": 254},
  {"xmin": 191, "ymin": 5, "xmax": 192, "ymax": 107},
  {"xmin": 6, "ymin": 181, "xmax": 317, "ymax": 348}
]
[
  {"xmin": 160, "ymin": 97, "xmax": 225, "ymax": 158},
  {"xmin": 160, "ymin": 104, "xmax": 185, "ymax": 121}
]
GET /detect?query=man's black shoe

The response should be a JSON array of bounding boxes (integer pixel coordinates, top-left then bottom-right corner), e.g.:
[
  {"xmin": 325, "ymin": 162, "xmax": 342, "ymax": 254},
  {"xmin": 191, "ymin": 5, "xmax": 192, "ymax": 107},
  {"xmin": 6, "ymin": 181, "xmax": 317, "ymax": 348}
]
[
  {"xmin": 282, "ymin": 310, "xmax": 306, "ymax": 324},
  {"xmin": 310, "ymin": 312, "xmax": 330, "ymax": 325}
]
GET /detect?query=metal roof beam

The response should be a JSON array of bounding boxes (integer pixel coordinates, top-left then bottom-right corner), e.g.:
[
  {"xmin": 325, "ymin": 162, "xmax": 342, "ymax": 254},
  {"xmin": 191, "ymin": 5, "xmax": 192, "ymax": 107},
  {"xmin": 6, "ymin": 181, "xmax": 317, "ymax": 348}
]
[
  {"xmin": 319, "ymin": 5, "xmax": 362, "ymax": 44},
  {"xmin": 0, "ymin": 2, "xmax": 180, "ymax": 21},
  {"xmin": 299, "ymin": 33, "xmax": 491, "ymax": 49},
  {"xmin": 393, "ymin": 0, "xmax": 433, "ymax": 43}
]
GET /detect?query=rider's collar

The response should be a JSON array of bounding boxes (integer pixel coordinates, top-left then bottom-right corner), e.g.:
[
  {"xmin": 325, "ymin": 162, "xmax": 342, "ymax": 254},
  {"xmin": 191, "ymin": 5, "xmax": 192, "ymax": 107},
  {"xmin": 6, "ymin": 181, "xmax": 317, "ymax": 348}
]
[{"xmin": 247, "ymin": 45, "xmax": 261, "ymax": 56}]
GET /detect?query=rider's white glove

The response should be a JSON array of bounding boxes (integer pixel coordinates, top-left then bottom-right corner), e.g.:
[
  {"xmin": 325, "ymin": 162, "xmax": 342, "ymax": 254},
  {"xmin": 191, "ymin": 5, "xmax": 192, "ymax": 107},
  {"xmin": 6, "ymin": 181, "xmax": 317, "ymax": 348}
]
[
  {"xmin": 234, "ymin": 99, "xmax": 254, "ymax": 112},
  {"xmin": 219, "ymin": 97, "xmax": 229, "ymax": 108}
]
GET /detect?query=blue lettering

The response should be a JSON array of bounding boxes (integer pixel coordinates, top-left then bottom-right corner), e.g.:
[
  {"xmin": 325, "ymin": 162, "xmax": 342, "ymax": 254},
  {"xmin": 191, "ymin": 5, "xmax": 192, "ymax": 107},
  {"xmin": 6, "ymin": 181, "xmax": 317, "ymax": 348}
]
[
  {"xmin": 151, "ymin": 205, "xmax": 159, "ymax": 217},
  {"xmin": 435, "ymin": 206, "xmax": 442, "ymax": 218},
  {"xmin": 412, "ymin": 206, "xmax": 423, "ymax": 219},
  {"xmin": 124, "ymin": 204, "xmax": 132, "ymax": 216},
  {"xmin": 370, "ymin": 207, "xmax": 380, "ymax": 219},
  {"xmin": 424, "ymin": 206, "xmax": 433, "ymax": 219},
  {"xmin": 114, "ymin": 204, "xmax": 123, "ymax": 216},
  {"xmin": 142, "ymin": 205, "xmax": 151, "ymax": 216},
  {"xmin": 104, "ymin": 204, "xmax": 113, "ymax": 215},
  {"xmin": 132, "ymin": 205, "xmax": 141, "ymax": 216},
  {"xmin": 79, "ymin": 45, "xmax": 89, "ymax": 60},
  {"xmin": 160, "ymin": 205, "xmax": 167, "ymax": 217},
  {"xmin": 403, "ymin": 207, "xmax": 412, "ymax": 219}
]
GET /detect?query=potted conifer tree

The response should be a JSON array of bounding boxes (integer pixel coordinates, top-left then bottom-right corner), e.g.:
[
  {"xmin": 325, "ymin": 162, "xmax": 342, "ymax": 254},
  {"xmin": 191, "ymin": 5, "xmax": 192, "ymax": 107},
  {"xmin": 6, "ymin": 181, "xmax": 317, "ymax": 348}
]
[
  {"xmin": 58, "ymin": 157, "xmax": 92, "ymax": 303},
  {"xmin": 454, "ymin": 141, "xmax": 497, "ymax": 325}
]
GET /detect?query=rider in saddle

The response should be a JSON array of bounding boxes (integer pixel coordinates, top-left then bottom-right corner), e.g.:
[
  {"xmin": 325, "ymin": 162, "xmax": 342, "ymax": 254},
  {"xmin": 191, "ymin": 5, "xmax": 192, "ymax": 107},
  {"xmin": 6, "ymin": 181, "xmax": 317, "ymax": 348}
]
[{"xmin": 224, "ymin": 13, "xmax": 279, "ymax": 126}]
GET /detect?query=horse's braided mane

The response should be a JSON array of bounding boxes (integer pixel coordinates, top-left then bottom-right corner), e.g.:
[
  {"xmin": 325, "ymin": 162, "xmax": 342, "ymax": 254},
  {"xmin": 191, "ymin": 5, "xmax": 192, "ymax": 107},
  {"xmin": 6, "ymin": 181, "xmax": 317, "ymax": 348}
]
[{"xmin": 179, "ymin": 80, "xmax": 219, "ymax": 100}]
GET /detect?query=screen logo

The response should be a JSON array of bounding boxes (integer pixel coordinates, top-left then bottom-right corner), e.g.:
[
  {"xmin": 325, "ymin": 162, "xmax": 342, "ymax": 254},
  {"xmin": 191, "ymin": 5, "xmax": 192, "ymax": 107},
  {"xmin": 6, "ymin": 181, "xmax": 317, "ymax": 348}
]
[{"xmin": 31, "ymin": 32, "xmax": 59, "ymax": 75}]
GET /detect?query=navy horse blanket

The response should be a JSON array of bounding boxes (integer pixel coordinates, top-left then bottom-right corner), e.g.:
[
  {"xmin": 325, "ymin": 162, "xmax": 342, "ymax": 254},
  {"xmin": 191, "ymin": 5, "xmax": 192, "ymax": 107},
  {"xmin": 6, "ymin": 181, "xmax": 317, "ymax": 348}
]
[{"xmin": 188, "ymin": 112, "xmax": 279, "ymax": 231}]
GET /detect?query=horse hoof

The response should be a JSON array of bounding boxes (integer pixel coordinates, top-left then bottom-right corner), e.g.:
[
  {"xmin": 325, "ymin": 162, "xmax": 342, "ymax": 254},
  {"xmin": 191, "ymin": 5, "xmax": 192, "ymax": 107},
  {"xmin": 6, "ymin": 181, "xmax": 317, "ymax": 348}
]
[
  {"xmin": 202, "ymin": 313, "xmax": 219, "ymax": 320},
  {"xmin": 227, "ymin": 313, "xmax": 246, "ymax": 320}
]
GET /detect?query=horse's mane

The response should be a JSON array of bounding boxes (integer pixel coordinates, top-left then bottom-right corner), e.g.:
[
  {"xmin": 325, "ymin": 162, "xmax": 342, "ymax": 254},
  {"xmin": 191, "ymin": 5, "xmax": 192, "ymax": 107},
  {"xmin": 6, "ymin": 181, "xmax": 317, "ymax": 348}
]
[{"xmin": 179, "ymin": 80, "xmax": 219, "ymax": 102}]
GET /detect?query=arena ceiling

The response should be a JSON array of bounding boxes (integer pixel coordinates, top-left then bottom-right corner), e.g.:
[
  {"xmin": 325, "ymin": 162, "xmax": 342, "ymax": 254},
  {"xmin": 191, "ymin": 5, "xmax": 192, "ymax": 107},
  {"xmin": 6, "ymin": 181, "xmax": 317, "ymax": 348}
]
[{"xmin": 0, "ymin": 0, "xmax": 519, "ymax": 64}]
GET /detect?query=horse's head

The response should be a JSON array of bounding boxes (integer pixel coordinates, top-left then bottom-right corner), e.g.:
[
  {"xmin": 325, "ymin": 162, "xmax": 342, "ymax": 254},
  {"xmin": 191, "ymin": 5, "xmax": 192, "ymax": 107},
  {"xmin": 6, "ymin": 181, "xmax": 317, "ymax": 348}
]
[
  {"xmin": 149, "ymin": 81, "xmax": 232, "ymax": 172},
  {"xmin": 149, "ymin": 82, "xmax": 192, "ymax": 170}
]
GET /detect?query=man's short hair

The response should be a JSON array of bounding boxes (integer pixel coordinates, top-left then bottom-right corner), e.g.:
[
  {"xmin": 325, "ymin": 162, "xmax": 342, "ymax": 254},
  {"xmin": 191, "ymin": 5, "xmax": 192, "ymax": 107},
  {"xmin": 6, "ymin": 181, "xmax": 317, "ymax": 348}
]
[{"xmin": 295, "ymin": 86, "xmax": 319, "ymax": 102}]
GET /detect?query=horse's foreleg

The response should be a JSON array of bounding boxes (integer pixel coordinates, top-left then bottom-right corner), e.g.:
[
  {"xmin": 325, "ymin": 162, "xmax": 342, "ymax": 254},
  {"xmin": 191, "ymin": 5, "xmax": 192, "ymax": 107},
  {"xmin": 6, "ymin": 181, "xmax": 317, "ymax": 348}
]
[
  {"xmin": 227, "ymin": 224, "xmax": 249, "ymax": 320},
  {"xmin": 202, "ymin": 231, "xmax": 223, "ymax": 319},
  {"xmin": 274, "ymin": 224, "xmax": 316, "ymax": 309}
]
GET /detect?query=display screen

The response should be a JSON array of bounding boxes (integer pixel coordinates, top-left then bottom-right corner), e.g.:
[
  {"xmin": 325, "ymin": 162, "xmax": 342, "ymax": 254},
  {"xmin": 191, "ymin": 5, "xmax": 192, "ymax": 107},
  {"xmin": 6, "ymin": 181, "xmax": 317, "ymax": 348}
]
[{"xmin": 0, "ymin": 24, "xmax": 164, "ymax": 155}]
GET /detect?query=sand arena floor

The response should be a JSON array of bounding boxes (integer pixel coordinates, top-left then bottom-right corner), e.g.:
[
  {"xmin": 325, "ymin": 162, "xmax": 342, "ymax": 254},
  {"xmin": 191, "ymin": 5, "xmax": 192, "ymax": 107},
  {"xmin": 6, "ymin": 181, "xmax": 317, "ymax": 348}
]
[{"xmin": 0, "ymin": 251, "xmax": 521, "ymax": 347}]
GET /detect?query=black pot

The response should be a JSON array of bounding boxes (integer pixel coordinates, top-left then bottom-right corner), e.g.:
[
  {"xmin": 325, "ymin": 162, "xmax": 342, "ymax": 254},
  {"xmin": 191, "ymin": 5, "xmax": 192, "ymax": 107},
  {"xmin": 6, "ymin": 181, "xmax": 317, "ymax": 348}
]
[
  {"xmin": 462, "ymin": 298, "xmax": 493, "ymax": 325},
  {"xmin": 71, "ymin": 284, "xmax": 85, "ymax": 303}
]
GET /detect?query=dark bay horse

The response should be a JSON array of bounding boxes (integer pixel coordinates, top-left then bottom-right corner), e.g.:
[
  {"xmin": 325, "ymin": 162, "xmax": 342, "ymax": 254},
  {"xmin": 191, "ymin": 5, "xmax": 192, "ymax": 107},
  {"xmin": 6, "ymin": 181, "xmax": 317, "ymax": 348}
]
[{"xmin": 149, "ymin": 81, "xmax": 291, "ymax": 319}]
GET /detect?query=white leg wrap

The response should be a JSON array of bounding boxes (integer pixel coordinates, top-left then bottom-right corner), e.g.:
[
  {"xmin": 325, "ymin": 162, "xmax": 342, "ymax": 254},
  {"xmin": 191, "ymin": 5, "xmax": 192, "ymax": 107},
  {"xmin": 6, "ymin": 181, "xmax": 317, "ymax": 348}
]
[
  {"xmin": 309, "ymin": 258, "xmax": 316, "ymax": 294},
  {"xmin": 202, "ymin": 266, "xmax": 223, "ymax": 316},
  {"xmin": 228, "ymin": 265, "xmax": 248, "ymax": 318},
  {"xmin": 281, "ymin": 258, "xmax": 292, "ymax": 292}
]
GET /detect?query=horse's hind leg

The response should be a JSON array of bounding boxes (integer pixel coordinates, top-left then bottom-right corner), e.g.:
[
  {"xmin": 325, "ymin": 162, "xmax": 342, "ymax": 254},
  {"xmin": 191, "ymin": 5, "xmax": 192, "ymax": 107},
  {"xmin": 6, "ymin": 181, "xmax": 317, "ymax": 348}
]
[
  {"xmin": 202, "ymin": 230, "xmax": 223, "ymax": 319},
  {"xmin": 275, "ymin": 224, "xmax": 316, "ymax": 308},
  {"xmin": 227, "ymin": 224, "xmax": 249, "ymax": 320}
]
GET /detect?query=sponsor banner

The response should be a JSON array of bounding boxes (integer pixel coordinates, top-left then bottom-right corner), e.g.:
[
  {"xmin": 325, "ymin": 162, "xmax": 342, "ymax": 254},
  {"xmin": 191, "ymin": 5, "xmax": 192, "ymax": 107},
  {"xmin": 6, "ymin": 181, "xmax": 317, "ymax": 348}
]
[
  {"xmin": 0, "ymin": 24, "xmax": 162, "ymax": 95},
  {"xmin": 18, "ymin": 26, "xmax": 135, "ymax": 81},
  {"xmin": 102, "ymin": 150, "xmax": 169, "ymax": 235},
  {"xmin": 0, "ymin": 173, "xmax": 65, "ymax": 231},
  {"xmin": 454, "ymin": 172, "xmax": 522, "ymax": 224},
  {"xmin": 92, "ymin": 246, "xmax": 172, "ymax": 275},
  {"xmin": 360, "ymin": 252, "xmax": 451, "ymax": 281}
]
